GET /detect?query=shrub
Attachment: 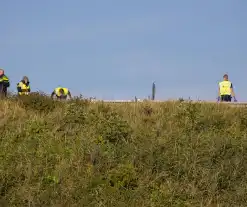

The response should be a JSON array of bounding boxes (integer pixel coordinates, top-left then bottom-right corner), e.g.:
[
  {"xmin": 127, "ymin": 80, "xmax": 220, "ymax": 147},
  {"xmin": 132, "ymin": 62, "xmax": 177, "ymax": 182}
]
[
  {"xmin": 17, "ymin": 93, "xmax": 58, "ymax": 113},
  {"xmin": 95, "ymin": 108, "xmax": 132, "ymax": 144},
  {"xmin": 1, "ymin": 99, "xmax": 247, "ymax": 206}
]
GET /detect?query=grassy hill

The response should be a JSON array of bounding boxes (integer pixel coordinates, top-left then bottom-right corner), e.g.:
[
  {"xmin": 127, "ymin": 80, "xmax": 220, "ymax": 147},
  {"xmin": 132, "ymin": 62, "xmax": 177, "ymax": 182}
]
[{"xmin": 1, "ymin": 94, "xmax": 247, "ymax": 206}]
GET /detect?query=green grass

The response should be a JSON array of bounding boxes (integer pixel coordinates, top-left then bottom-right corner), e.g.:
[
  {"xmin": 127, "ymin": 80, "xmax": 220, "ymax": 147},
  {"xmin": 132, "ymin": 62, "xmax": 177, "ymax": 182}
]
[{"xmin": 1, "ymin": 94, "xmax": 247, "ymax": 206}]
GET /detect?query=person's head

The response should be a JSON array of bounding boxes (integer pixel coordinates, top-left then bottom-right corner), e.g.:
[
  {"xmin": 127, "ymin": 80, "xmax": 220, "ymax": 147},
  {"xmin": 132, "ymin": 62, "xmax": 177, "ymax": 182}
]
[
  {"xmin": 22, "ymin": 76, "xmax": 29, "ymax": 84},
  {"xmin": 59, "ymin": 88, "xmax": 65, "ymax": 95},
  {"xmin": 0, "ymin": 69, "xmax": 4, "ymax": 76},
  {"xmin": 223, "ymin": 74, "xmax": 228, "ymax": 81}
]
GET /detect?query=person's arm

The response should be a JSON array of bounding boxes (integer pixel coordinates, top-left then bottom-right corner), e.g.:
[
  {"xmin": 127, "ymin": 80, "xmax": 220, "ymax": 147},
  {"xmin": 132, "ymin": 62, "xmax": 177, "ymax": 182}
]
[
  {"xmin": 51, "ymin": 91, "xmax": 56, "ymax": 99},
  {"xmin": 17, "ymin": 83, "xmax": 22, "ymax": 92},
  {"xmin": 3, "ymin": 82, "xmax": 9, "ymax": 88},
  {"xmin": 218, "ymin": 86, "xmax": 221, "ymax": 97},
  {"xmin": 230, "ymin": 83, "xmax": 235, "ymax": 97},
  {"xmin": 68, "ymin": 90, "xmax": 72, "ymax": 99},
  {"xmin": 3, "ymin": 75, "xmax": 10, "ymax": 87},
  {"xmin": 217, "ymin": 83, "xmax": 221, "ymax": 102},
  {"xmin": 27, "ymin": 82, "xmax": 31, "ymax": 92},
  {"xmin": 230, "ymin": 83, "xmax": 237, "ymax": 101}
]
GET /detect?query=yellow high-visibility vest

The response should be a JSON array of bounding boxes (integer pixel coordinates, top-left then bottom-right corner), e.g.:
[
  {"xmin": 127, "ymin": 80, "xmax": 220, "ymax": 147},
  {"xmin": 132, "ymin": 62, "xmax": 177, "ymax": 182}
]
[
  {"xmin": 17, "ymin": 82, "xmax": 30, "ymax": 95},
  {"xmin": 0, "ymin": 75, "xmax": 9, "ymax": 82},
  {"xmin": 219, "ymin": 80, "xmax": 232, "ymax": 95},
  {"xmin": 55, "ymin": 87, "xmax": 68, "ymax": 96}
]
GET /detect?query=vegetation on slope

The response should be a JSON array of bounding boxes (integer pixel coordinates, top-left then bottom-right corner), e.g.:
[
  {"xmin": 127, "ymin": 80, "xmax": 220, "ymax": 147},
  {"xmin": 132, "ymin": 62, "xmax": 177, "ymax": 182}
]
[{"xmin": 1, "ymin": 94, "xmax": 247, "ymax": 206}]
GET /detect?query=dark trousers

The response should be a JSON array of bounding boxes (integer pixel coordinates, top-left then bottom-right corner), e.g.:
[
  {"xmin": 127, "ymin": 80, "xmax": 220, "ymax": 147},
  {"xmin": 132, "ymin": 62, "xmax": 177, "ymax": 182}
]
[
  {"xmin": 221, "ymin": 95, "xmax": 231, "ymax": 102},
  {"xmin": 0, "ymin": 86, "xmax": 7, "ymax": 98},
  {"xmin": 56, "ymin": 95, "xmax": 67, "ymax": 100}
]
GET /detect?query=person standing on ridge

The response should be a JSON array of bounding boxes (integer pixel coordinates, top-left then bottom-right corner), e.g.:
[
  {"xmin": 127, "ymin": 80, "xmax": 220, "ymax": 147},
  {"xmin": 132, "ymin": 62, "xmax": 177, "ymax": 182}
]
[
  {"xmin": 0, "ymin": 68, "xmax": 10, "ymax": 98},
  {"xmin": 217, "ymin": 74, "xmax": 237, "ymax": 102},
  {"xmin": 51, "ymin": 87, "xmax": 72, "ymax": 100},
  {"xmin": 17, "ymin": 76, "xmax": 31, "ymax": 95}
]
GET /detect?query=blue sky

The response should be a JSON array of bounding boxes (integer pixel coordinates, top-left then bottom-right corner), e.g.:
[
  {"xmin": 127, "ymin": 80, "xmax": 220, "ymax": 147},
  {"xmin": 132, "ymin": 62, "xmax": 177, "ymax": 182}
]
[{"xmin": 1, "ymin": 0, "xmax": 247, "ymax": 101}]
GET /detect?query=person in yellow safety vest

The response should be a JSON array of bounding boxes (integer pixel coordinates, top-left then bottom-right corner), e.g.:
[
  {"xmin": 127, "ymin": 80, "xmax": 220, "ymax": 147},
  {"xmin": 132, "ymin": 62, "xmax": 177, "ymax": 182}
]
[
  {"xmin": 217, "ymin": 74, "xmax": 237, "ymax": 102},
  {"xmin": 17, "ymin": 76, "xmax": 30, "ymax": 95},
  {"xmin": 0, "ymin": 68, "xmax": 10, "ymax": 98},
  {"xmin": 51, "ymin": 87, "xmax": 72, "ymax": 100}
]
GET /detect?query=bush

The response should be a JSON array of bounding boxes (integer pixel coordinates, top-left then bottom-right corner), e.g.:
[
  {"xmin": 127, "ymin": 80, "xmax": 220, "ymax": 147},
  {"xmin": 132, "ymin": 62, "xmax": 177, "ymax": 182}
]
[
  {"xmin": 95, "ymin": 106, "xmax": 132, "ymax": 143},
  {"xmin": 1, "ymin": 98, "xmax": 247, "ymax": 206},
  {"xmin": 17, "ymin": 92, "xmax": 58, "ymax": 113}
]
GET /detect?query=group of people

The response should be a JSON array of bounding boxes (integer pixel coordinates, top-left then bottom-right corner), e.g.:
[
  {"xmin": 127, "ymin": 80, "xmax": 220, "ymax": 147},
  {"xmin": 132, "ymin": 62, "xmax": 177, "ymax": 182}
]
[
  {"xmin": 0, "ymin": 68, "xmax": 238, "ymax": 102},
  {"xmin": 0, "ymin": 68, "xmax": 72, "ymax": 100}
]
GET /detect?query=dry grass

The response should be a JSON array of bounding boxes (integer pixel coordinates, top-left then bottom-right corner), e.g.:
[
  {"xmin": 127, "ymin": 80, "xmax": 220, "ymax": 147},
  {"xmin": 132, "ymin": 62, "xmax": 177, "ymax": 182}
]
[{"xmin": 1, "ymin": 95, "xmax": 247, "ymax": 206}]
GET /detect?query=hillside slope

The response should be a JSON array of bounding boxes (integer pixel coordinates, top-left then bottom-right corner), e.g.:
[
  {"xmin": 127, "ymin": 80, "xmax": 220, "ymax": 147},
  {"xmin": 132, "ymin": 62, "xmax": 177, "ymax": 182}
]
[{"xmin": 1, "ymin": 95, "xmax": 247, "ymax": 206}]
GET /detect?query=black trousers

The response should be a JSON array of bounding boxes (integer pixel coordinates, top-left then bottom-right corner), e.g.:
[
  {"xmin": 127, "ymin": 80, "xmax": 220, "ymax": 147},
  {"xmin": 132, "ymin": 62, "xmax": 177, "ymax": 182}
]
[
  {"xmin": 221, "ymin": 95, "xmax": 231, "ymax": 102},
  {"xmin": 0, "ymin": 86, "xmax": 7, "ymax": 98},
  {"xmin": 56, "ymin": 95, "xmax": 67, "ymax": 100}
]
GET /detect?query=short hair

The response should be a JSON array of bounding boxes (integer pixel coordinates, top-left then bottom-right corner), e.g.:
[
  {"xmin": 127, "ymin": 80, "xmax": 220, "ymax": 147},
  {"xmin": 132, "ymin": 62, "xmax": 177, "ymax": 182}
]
[{"xmin": 223, "ymin": 74, "xmax": 228, "ymax": 78}]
